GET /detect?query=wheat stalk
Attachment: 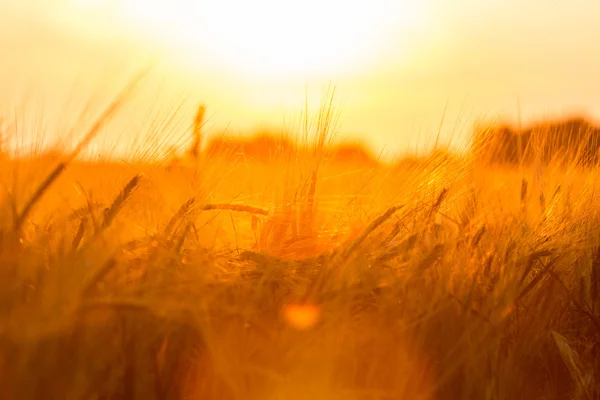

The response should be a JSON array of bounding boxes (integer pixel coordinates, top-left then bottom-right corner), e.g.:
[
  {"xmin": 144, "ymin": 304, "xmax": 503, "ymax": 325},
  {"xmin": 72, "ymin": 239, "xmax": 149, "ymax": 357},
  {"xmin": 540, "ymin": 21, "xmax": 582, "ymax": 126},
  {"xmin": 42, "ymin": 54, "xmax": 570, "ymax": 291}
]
[{"xmin": 201, "ymin": 203, "xmax": 269, "ymax": 216}]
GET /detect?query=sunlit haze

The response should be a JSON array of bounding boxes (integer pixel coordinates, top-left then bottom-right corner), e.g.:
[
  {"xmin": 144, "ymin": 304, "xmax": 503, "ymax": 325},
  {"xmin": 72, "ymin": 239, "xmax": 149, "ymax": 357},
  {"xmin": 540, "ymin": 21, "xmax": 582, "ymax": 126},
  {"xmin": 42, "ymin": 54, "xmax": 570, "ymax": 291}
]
[
  {"xmin": 1, "ymin": 0, "xmax": 600, "ymax": 159},
  {"xmin": 5, "ymin": 2, "xmax": 600, "ymax": 397}
]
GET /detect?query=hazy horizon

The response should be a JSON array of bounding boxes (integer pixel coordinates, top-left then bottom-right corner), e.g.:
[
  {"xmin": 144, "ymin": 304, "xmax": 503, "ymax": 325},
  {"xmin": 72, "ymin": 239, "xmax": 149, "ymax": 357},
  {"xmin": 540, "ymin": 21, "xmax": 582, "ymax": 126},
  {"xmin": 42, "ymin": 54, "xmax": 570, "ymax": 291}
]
[{"xmin": 1, "ymin": 0, "xmax": 600, "ymax": 160}]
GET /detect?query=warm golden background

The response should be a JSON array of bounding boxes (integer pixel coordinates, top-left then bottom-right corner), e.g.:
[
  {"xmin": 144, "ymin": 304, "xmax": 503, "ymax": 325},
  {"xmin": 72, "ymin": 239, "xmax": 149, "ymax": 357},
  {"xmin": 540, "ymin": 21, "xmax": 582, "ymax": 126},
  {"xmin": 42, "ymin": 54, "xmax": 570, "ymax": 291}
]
[
  {"xmin": 2, "ymin": 0, "xmax": 600, "ymax": 159},
  {"xmin": 4, "ymin": 2, "xmax": 600, "ymax": 399}
]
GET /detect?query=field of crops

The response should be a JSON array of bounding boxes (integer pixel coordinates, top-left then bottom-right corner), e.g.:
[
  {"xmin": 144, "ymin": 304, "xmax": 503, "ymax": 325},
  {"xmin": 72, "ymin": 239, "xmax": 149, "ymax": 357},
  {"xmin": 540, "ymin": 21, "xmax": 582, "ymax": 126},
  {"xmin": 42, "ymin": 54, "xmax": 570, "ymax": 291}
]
[{"xmin": 2, "ymin": 96, "xmax": 600, "ymax": 399}]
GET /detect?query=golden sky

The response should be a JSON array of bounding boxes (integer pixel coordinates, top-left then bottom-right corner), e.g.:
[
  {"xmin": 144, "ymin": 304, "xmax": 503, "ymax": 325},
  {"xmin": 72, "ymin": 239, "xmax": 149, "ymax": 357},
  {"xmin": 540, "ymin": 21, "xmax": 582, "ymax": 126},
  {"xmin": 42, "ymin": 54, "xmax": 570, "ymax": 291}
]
[{"xmin": 1, "ymin": 0, "xmax": 600, "ymax": 159}]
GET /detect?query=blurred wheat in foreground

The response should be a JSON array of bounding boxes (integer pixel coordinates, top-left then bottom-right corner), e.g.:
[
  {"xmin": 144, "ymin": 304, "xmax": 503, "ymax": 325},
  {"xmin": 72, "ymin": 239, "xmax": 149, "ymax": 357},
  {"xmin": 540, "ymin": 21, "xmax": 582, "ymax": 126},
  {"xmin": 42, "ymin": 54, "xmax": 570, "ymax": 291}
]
[{"xmin": 1, "ymin": 86, "xmax": 600, "ymax": 400}]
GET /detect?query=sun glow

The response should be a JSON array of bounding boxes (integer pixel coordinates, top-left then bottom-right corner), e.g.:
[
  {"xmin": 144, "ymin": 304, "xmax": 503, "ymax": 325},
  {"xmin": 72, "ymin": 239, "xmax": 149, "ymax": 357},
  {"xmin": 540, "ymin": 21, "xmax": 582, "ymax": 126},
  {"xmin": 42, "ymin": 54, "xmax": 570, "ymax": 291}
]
[{"xmin": 71, "ymin": 0, "xmax": 428, "ymax": 78}]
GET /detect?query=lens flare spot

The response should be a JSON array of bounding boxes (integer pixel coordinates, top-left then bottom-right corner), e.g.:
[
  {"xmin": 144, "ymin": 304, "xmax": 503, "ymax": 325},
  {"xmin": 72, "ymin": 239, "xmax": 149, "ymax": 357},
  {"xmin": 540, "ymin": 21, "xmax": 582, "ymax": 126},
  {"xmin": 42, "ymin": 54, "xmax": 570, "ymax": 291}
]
[{"xmin": 283, "ymin": 303, "xmax": 321, "ymax": 330}]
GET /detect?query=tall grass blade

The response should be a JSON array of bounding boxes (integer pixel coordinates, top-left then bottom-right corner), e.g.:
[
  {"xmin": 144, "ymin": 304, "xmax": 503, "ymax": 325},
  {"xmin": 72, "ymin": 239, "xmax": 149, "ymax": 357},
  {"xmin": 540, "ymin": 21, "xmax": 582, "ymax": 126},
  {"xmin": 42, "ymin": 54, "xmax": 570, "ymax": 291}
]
[{"xmin": 13, "ymin": 68, "xmax": 151, "ymax": 232}]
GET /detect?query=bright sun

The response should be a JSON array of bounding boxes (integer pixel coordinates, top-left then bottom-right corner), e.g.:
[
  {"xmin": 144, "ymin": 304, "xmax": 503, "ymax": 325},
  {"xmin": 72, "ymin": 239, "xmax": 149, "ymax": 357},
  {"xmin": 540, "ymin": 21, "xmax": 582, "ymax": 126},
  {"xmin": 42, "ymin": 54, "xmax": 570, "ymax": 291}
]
[{"xmin": 72, "ymin": 0, "xmax": 427, "ymax": 78}]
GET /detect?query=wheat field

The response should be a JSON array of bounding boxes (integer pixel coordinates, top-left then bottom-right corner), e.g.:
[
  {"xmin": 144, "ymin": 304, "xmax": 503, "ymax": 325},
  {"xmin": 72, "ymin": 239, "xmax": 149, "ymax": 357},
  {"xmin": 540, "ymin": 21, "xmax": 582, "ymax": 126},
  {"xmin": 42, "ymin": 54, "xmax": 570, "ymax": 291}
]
[{"xmin": 1, "ymin": 89, "xmax": 600, "ymax": 400}]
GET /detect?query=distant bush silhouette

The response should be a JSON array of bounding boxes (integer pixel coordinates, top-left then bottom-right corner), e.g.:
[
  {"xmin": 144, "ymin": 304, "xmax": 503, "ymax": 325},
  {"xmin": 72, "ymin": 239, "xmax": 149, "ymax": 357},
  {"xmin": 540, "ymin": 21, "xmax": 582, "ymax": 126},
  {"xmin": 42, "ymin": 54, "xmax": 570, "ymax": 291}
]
[
  {"xmin": 205, "ymin": 132, "xmax": 379, "ymax": 167},
  {"xmin": 205, "ymin": 131, "xmax": 295, "ymax": 162},
  {"xmin": 326, "ymin": 142, "xmax": 378, "ymax": 166},
  {"xmin": 473, "ymin": 116, "xmax": 600, "ymax": 166}
]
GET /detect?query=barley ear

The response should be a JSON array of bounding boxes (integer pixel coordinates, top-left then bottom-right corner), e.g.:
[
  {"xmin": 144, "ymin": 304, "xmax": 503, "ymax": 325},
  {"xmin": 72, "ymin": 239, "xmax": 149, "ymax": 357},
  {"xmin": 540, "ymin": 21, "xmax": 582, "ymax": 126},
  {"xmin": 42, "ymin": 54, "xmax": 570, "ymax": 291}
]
[
  {"xmin": 164, "ymin": 197, "xmax": 196, "ymax": 238},
  {"xmin": 101, "ymin": 175, "xmax": 141, "ymax": 230},
  {"xmin": 340, "ymin": 205, "xmax": 404, "ymax": 260}
]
